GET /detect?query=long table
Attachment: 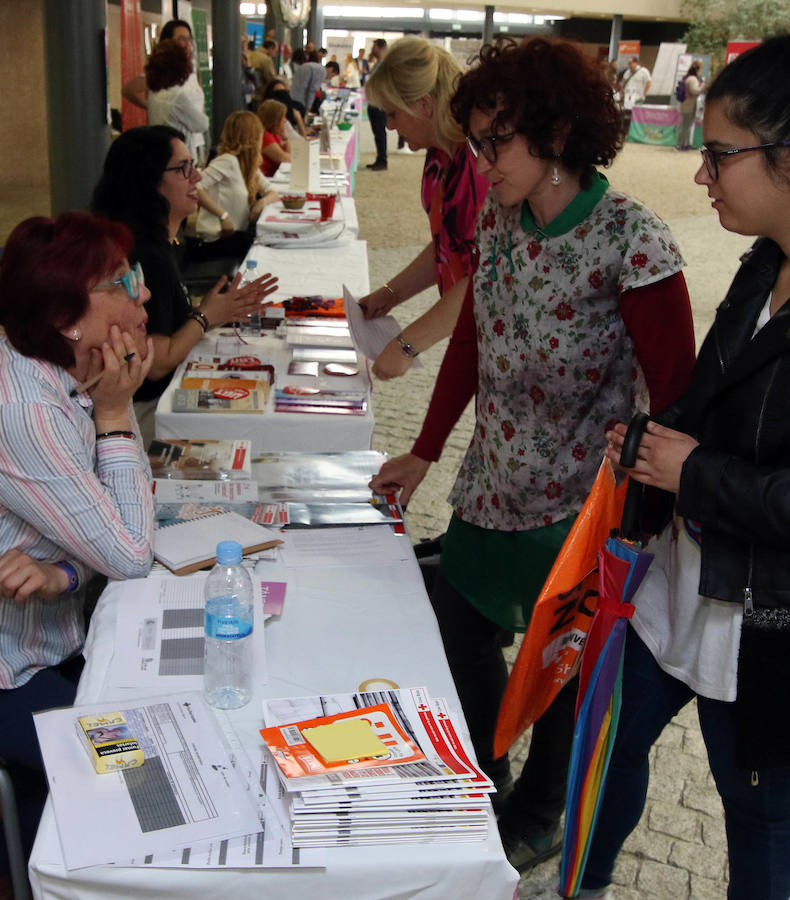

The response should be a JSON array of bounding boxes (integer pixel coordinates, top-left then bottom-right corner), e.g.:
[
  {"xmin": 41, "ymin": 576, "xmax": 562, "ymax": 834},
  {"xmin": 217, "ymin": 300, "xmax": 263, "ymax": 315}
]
[{"xmin": 29, "ymin": 531, "xmax": 519, "ymax": 899}]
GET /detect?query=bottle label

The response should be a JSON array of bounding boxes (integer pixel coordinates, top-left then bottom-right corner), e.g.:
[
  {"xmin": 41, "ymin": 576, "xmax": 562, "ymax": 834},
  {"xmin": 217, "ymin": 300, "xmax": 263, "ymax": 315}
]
[{"xmin": 205, "ymin": 613, "xmax": 253, "ymax": 640}]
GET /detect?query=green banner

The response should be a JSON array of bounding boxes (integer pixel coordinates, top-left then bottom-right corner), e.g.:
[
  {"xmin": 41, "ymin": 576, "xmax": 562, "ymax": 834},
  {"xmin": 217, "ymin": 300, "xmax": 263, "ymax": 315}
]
[
  {"xmin": 627, "ymin": 121, "xmax": 676, "ymax": 146},
  {"xmin": 191, "ymin": 8, "xmax": 212, "ymax": 134}
]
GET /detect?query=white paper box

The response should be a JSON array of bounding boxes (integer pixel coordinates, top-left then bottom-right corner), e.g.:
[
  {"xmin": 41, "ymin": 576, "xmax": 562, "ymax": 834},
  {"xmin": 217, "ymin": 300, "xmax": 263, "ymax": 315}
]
[{"xmin": 289, "ymin": 137, "xmax": 320, "ymax": 192}]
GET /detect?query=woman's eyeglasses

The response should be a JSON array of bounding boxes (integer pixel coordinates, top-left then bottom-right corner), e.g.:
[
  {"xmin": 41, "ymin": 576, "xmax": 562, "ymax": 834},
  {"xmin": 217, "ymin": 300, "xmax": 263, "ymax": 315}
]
[
  {"xmin": 93, "ymin": 262, "xmax": 145, "ymax": 300},
  {"xmin": 466, "ymin": 131, "xmax": 516, "ymax": 164},
  {"xmin": 164, "ymin": 158, "xmax": 197, "ymax": 179},
  {"xmin": 700, "ymin": 140, "xmax": 790, "ymax": 180}
]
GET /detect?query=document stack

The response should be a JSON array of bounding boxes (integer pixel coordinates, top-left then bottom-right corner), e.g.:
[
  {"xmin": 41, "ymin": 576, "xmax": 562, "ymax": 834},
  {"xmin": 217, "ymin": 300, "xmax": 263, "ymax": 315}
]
[{"xmin": 260, "ymin": 686, "xmax": 494, "ymax": 848}]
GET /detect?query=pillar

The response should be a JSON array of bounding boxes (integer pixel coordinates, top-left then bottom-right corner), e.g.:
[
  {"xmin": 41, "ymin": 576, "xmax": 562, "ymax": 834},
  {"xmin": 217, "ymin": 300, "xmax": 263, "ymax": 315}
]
[{"xmin": 211, "ymin": 0, "xmax": 243, "ymax": 145}]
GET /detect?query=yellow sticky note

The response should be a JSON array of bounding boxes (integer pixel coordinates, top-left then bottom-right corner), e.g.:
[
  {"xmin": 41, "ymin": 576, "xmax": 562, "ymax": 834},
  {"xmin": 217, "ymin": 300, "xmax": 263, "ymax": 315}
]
[{"xmin": 303, "ymin": 718, "xmax": 389, "ymax": 763}]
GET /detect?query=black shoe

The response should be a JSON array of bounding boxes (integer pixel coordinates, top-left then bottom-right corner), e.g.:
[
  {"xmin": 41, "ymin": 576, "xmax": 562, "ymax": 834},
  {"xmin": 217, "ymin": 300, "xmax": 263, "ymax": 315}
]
[
  {"xmin": 499, "ymin": 823, "xmax": 563, "ymax": 873},
  {"xmin": 366, "ymin": 161, "xmax": 387, "ymax": 170}
]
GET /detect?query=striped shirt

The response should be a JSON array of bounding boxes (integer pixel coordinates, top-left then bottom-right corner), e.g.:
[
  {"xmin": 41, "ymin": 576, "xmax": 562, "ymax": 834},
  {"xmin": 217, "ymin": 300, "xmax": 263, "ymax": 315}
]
[{"xmin": 0, "ymin": 337, "xmax": 154, "ymax": 688}]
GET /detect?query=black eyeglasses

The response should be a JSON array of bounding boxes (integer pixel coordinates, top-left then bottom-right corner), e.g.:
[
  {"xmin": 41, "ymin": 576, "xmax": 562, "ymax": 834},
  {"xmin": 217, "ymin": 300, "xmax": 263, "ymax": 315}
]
[
  {"xmin": 164, "ymin": 158, "xmax": 197, "ymax": 179},
  {"xmin": 467, "ymin": 131, "xmax": 516, "ymax": 164},
  {"xmin": 700, "ymin": 141, "xmax": 790, "ymax": 180}
]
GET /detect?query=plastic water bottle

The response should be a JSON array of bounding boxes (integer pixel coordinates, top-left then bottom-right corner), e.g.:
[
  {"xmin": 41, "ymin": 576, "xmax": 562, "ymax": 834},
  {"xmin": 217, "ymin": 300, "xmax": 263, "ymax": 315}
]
[
  {"xmin": 204, "ymin": 541, "xmax": 254, "ymax": 709},
  {"xmin": 242, "ymin": 259, "xmax": 260, "ymax": 334}
]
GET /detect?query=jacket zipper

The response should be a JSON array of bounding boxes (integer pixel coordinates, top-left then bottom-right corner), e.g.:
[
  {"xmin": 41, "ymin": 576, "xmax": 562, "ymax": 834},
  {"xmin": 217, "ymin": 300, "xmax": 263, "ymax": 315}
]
[{"xmin": 744, "ymin": 360, "xmax": 779, "ymax": 789}]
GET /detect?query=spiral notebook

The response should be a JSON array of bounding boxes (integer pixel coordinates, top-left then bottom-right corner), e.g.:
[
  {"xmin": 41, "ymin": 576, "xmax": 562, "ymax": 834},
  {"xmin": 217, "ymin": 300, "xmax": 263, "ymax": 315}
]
[{"xmin": 154, "ymin": 511, "xmax": 283, "ymax": 575}]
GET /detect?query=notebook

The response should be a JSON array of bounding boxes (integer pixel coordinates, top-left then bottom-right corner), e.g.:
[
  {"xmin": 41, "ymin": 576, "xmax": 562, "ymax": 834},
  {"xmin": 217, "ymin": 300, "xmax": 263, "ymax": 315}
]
[{"xmin": 154, "ymin": 510, "xmax": 283, "ymax": 575}]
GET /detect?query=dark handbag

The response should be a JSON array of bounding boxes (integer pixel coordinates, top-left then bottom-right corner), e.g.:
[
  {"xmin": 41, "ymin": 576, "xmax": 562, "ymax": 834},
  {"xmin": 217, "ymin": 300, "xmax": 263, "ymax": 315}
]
[{"xmin": 735, "ymin": 604, "xmax": 790, "ymax": 770}]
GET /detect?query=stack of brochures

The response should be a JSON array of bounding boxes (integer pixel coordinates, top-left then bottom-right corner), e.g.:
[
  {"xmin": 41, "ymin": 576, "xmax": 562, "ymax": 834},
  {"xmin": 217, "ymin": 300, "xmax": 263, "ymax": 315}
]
[
  {"xmin": 173, "ymin": 356, "xmax": 275, "ymax": 413},
  {"xmin": 274, "ymin": 387, "xmax": 367, "ymax": 416},
  {"xmin": 150, "ymin": 449, "xmax": 405, "ymax": 535},
  {"xmin": 260, "ymin": 686, "xmax": 494, "ymax": 848},
  {"xmin": 147, "ymin": 438, "xmax": 252, "ymax": 480}
]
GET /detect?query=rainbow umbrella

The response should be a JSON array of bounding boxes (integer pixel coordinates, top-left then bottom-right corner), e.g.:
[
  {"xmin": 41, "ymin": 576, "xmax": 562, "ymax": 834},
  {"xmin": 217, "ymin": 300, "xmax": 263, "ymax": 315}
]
[
  {"xmin": 559, "ymin": 412, "xmax": 656, "ymax": 898},
  {"xmin": 559, "ymin": 535, "xmax": 653, "ymax": 897}
]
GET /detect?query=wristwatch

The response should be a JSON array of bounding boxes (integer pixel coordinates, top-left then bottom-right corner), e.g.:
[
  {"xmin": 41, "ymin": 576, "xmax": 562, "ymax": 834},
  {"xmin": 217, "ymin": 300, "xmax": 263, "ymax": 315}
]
[{"xmin": 396, "ymin": 333, "xmax": 420, "ymax": 358}]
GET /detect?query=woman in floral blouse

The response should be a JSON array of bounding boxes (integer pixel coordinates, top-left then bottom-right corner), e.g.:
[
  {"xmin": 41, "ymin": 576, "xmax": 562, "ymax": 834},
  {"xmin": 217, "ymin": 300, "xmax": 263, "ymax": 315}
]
[
  {"xmin": 371, "ymin": 37, "xmax": 696, "ymax": 872},
  {"xmin": 360, "ymin": 36, "xmax": 488, "ymax": 378}
]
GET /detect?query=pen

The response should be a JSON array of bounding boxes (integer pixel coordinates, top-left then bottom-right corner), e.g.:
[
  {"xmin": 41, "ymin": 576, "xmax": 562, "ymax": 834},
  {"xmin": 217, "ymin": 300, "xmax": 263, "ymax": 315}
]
[{"xmin": 69, "ymin": 352, "xmax": 136, "ymax": 397}]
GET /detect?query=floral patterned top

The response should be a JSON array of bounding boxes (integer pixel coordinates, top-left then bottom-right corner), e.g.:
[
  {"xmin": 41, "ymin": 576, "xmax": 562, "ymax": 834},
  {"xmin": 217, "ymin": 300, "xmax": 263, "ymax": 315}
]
[
  {"xmin": 449, "ymin": 172, "xmax": 685, "ymax": 531},
  {"xmin": 421, "ymin": 145, "xmax": 488, "ymax": 294}
]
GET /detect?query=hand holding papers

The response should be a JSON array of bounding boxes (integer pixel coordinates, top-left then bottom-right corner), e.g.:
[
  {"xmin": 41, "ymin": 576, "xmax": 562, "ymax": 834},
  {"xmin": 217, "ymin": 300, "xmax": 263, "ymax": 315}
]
[{"xmin": 343, "ymin": 286, "xmax": 423, "ymax": 369}]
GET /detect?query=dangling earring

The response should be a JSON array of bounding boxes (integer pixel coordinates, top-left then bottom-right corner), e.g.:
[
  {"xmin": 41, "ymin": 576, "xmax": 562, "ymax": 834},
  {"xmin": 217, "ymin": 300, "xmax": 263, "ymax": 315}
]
[
  {"xmin": 69, "ymin": 328, "xmax": 81, "ymax": 342},
  {"xmin": 551, "ymin": 158, "xmax": 562, "ymax": 187}
]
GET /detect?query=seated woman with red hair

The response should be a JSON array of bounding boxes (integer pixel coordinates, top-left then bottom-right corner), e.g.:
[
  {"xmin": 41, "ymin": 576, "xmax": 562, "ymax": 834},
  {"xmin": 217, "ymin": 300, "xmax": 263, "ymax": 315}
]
[{"xmin": 0, "ymin": 212, "xmax": 155, "ymax": 875}]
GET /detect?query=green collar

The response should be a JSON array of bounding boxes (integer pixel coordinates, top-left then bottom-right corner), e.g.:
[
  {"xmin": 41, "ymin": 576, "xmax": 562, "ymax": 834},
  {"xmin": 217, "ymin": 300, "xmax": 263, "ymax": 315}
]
[{"xmin": 520, "ymin": 170, "xmax": 609, "ymax": 239}]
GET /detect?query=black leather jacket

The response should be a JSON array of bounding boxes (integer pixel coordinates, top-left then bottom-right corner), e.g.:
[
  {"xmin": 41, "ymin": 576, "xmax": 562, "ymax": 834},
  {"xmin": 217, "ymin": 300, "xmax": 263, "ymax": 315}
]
[{"xmin": 659, "ymin": 238, "xmax": 790, "ymax": 610}]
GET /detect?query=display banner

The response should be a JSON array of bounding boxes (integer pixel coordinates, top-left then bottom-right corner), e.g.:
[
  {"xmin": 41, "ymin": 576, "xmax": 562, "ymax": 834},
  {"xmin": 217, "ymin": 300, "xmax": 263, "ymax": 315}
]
[
  {"xmin": 121, "ymin": 0, "xmax": 146, "ymax": 129},
  {"xmin": 627, "ymin": 106, "xmax": 680, "ymax": 146},
  {"xmin": 725, "ymin": 41, "xmax": 761, "ymax": 64},
  {"xmin": 191, "ymin": 7, "xmax": 212, "ymax": 133}
]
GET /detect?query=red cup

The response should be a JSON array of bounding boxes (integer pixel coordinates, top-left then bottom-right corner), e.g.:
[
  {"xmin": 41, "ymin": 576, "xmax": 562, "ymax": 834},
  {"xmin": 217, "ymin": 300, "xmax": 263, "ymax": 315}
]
[{"xmin": 319, "ymin": 194, "xmax": 337, "ymax": 220}]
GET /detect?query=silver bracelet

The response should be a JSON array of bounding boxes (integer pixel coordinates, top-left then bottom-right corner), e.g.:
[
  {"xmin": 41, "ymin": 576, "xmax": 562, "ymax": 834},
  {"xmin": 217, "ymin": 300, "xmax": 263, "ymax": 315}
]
[{"xmin": 396, "ymin": 333, "xmax": 419, "ymax": 358}]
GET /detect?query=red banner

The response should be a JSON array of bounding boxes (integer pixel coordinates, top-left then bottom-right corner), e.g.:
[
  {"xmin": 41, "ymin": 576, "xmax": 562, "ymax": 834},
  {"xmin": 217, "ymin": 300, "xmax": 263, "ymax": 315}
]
[
  {"xmin": 725, "ymin": 41, "xmax": 761, "ymax": 65},
  {"xmin": 121, "ymin": 0, "xmax": 146, "ymax": 130}
]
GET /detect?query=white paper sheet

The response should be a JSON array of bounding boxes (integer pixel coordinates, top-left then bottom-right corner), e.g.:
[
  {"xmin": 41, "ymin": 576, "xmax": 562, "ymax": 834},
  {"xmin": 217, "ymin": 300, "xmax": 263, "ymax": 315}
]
[
  {"xmin": 34, "ymin": 694, "xmax": 262, "ymax": 870},
  {"xmin": 343, "ymin": 286, "xmax": 423, "ymax": 369},
  {"xmin": 278, "ymin": 525, "xmax": 411, "ymax": 568},
  {"xmin": 244, "ymin": 240, "xmax": 369, "ymax": 302},
  {"xmin": 108, "ymin": 574, "xmax": 271, "ymax": 691},
  {"xmin": 119, "ymin": 710, "xmax": 326, "ymax": 870}
]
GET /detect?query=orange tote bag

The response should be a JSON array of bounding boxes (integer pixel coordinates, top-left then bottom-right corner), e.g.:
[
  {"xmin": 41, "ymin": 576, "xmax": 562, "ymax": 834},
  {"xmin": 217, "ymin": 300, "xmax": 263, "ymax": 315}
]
[{"xmin": 493, "ymin": 459, "xmax": 627, "ymax": 758}]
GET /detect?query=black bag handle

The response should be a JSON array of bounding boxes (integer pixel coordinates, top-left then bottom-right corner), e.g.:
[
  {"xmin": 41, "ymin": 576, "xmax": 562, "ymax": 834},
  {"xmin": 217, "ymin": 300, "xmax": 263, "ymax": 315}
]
[{"xmin": 619, "ymin": 412, "xmax": 650, "ymax": 542}]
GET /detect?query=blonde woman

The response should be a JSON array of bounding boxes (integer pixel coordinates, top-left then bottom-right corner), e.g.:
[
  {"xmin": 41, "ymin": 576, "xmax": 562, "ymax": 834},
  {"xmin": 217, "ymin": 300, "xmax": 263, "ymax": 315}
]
[
  {"xmin": 256, "ymin": 99, "xmax": 291, "ymax": 177},
  {"xmin": 360, "ymin": 36, "xmax": 488, "ymax": 380},
  {"xmin": 195, "ymin": 111, "xmax": 278, "ymax": 257},
  {"xmin": 343, "ymin": 53, "xmax": 361, "ymax": 88}
]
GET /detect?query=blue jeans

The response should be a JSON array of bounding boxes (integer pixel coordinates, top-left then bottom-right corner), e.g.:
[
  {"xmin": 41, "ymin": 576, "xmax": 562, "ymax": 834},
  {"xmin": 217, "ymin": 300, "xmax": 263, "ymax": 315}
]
[{"xmin": 582, "ymin": 626, "xmax": 790, "ymax": 900}]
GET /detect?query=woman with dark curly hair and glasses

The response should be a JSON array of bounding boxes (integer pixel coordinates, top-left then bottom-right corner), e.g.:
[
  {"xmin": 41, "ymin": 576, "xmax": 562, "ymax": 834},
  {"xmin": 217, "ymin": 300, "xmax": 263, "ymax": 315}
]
[
  {"xmin": 370, "ymin": 37, "xmax": 696, "ymax": 871},
  {"xmin": 92, "ymin": 125, "xmax": 278, "ymax": 443}
]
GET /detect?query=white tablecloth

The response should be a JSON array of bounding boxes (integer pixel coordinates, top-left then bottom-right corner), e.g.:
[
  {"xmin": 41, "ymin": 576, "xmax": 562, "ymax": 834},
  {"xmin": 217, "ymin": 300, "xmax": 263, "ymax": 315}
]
[
  {"xmin": 29, "ymin": 547, "xmax": 518, "ymax": 900},
  {"xmin": 154, "ymin": 331, "xmax": 374, "ymax": 453},
  {"xmin": 153, "ymin": 238, "xmax": 373, "ymax": 453}
]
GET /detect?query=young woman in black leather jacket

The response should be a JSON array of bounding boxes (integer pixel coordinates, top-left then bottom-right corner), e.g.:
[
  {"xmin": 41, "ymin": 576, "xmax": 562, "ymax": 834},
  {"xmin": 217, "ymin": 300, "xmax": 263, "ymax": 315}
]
[{"xmin": 580, "ymin": 35, "xmax": 790, "ymax": 900}]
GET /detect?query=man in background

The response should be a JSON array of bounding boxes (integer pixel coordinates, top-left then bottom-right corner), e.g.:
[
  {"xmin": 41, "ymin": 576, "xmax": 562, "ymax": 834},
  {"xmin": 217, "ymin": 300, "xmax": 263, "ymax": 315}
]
[
  {"xmin": 366, "ymin": 38, "xmax": 388, "ymax": 171},
  {"xmin": 249, "ymin": 38, "xmax": 278, "ymax": 91},
  {"xmin": 357, "ymin": 47, "xmax": 370, "ymax": 85},
  {"xmin": 622, "ymin": 57, "xmax": 652, "ymax": 126}
]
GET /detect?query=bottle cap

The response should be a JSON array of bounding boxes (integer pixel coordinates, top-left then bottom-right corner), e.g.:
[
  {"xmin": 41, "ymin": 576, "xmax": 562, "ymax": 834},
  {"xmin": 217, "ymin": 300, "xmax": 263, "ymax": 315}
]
[
  {"xmin": 246, "ymin": 259, "xmax": 258, "ymax": 270},
  {"xmin": 216, "ymin": 541, "xmax": 243, "ymax": 565}
]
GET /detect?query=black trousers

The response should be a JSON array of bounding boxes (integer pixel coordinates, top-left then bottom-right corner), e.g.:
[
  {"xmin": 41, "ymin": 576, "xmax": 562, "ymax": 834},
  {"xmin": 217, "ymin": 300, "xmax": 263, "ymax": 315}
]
[
  {"xmin": 431, "ymin": 569, "xmax": 577, "ymax": 837},
  {"xmin": 0, "ymin": 655, "xmax": 84, "ymax": 871},
  {"xmin": 368, "ymin": 104, "xmax": 387, "ymax": 164}
]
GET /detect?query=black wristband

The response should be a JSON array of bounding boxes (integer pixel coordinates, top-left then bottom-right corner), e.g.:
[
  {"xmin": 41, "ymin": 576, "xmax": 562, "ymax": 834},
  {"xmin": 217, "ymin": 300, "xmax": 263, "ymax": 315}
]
[
  {"xmin": 187, "ymin": 309, "xmax": 210, "ymax": 333},
  {"xmin": 96, "ymin": 430, "xmax": 136, "ymax": 440}
]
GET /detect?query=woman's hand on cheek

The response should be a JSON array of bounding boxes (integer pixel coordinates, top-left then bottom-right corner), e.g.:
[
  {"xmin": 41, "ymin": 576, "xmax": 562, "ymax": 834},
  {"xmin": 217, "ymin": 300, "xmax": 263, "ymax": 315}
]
[{"xmin": 90, "ymin": 326, "xmax": 151, "ymax": 431}]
